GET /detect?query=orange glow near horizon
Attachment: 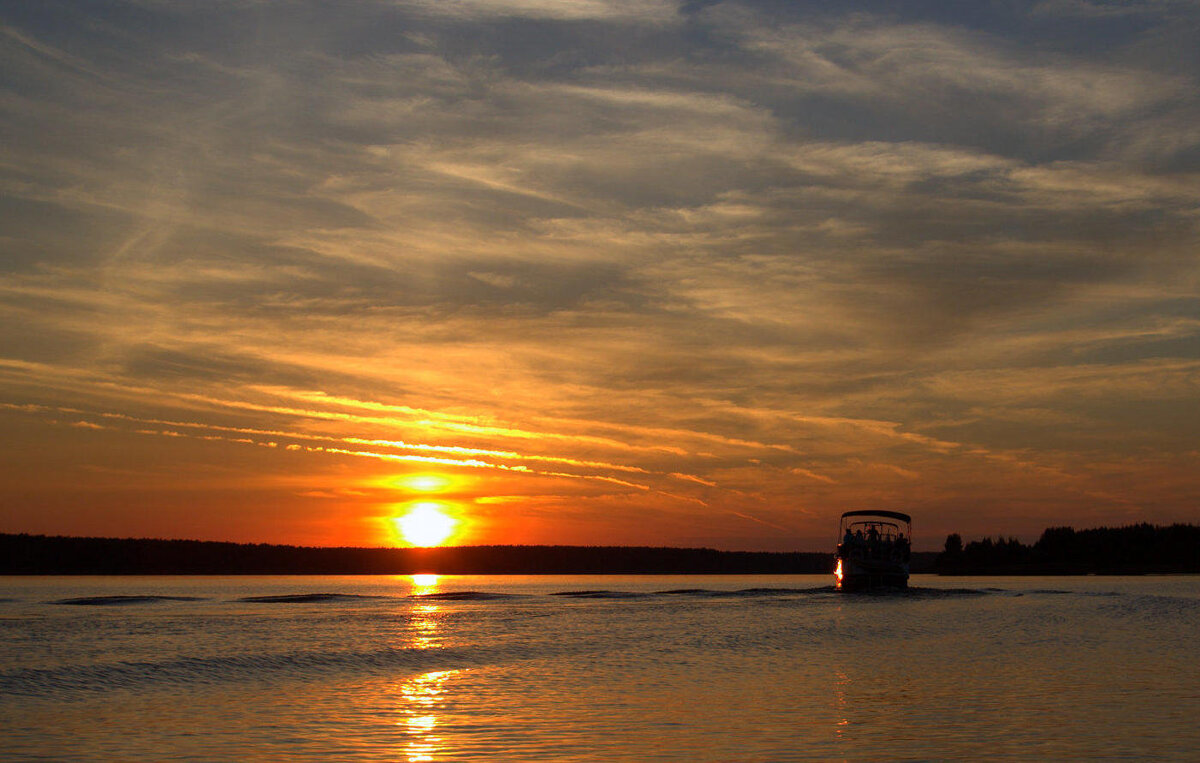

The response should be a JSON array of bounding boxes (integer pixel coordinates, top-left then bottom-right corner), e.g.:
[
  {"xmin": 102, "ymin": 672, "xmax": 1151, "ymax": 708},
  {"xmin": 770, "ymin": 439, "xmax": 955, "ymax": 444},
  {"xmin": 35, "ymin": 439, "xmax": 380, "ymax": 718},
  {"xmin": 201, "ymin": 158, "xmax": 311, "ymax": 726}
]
[
  {"xmin": 384, "ymin": 473, "xmax": 461, "ymax": 493},
  {"xmin": 392, "ymin": 502, "xmax": 460, "ymax": 547}
]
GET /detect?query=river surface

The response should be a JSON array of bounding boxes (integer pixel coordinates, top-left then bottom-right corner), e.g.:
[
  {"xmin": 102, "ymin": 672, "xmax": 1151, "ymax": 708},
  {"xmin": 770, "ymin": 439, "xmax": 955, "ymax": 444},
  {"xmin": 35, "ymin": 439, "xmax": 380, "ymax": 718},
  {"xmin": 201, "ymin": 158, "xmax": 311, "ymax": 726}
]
[{"xmin": 1, "ymin": 574, "xmax": 1197, "ymax": 761}]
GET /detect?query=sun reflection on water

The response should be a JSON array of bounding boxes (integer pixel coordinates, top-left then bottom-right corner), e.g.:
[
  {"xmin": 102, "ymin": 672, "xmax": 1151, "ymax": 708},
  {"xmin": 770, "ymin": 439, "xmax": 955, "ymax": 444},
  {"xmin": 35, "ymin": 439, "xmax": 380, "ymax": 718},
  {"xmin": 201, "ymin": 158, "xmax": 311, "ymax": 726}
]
[
  {"xmin": 398, "ymin": 670, "xmax": 458, "ymax": 762},
  {"xmin": 406, "ymin": 574, "xmax": 442, "ymax": 650},
  {"xmin": 412, "ymin": 574, "xmax": 439, "ymax": 590},
  {"xmin": 833, "ymin": 669, "xmax": 851, "ymax": 741},
  {"xmin": 410, "ymin": 605, "xmax": 440, "ymax": 650}
]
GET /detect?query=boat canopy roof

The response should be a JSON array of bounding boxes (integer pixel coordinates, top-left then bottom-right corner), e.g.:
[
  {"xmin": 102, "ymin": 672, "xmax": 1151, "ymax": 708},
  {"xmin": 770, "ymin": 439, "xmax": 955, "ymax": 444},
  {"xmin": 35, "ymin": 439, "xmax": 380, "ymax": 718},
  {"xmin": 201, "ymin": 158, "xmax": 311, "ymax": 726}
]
[{"xmin": 840, "ymin": 509, "xmax": 911, "ymax": 523}]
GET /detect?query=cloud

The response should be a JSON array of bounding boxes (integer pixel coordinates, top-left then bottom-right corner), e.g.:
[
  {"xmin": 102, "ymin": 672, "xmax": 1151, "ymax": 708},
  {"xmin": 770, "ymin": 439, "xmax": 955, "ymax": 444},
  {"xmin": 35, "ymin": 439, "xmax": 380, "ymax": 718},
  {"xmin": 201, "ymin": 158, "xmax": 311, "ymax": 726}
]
[
  {"xmin": 1, "ymin": 0, "xmax": 1198, "ymax": 546},
  {"xmin": 400, "ymin": 0, "xmax": 679, "ymax": 22}
]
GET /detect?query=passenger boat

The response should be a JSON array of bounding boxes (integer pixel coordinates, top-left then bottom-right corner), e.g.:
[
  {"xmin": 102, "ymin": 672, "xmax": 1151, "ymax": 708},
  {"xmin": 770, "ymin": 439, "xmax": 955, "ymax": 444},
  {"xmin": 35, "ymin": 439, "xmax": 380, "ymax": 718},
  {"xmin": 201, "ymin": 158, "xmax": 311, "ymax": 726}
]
[{"xmin": 834, "ymin": 510, "xmax": 912, "ymax": 591}]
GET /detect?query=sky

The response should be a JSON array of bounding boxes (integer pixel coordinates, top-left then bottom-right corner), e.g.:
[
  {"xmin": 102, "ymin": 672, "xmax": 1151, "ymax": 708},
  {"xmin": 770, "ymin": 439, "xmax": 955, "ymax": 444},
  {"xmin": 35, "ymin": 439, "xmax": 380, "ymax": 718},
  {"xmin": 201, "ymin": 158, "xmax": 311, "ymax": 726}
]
[{"xmin": 1, "ymin": 0, "xmax": 1197, "ymax": 551}]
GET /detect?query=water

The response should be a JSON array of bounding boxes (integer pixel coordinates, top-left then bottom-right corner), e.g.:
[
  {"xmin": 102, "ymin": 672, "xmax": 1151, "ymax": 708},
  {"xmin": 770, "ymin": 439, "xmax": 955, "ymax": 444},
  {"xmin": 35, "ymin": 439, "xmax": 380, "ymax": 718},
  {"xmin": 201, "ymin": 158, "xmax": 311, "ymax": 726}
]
[{"xmin": 1, "ymin": 575, "xmax": 1197, "ymax": 761}]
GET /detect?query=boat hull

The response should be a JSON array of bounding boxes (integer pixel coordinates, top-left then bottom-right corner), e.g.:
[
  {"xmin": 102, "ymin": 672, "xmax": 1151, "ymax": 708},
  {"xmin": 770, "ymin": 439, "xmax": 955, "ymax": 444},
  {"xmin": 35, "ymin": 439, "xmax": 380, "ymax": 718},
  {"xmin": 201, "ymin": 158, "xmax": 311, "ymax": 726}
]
[
  {"xmin": 835, "ymin": 556, "xmax": 909, "ymax": 591},
  {"xmin": 837, "ymin": 571, "xmax": 909, "ymax": 591}
]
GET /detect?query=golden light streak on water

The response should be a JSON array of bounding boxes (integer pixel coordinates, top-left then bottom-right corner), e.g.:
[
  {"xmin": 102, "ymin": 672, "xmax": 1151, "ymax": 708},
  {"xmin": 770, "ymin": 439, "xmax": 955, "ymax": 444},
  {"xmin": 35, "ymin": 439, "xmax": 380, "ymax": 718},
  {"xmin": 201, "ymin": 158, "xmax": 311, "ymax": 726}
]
[
  {"xmin": 411, "ymin": 603, "xmax": 440, "ymax": 651},
  {"xmin": 833, "ymin": 670, "xmax": 851, "ymax": 741},
  {"xmin": 397, "ymin": 670, "xmax": 457, "ymax": 763}
]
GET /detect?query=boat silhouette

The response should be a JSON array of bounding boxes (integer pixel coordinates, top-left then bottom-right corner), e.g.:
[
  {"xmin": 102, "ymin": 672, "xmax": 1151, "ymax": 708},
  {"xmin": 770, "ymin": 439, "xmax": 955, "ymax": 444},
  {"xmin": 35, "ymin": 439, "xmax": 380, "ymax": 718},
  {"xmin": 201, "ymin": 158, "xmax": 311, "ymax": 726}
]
[{"xmin": 835, "ymin": 510, "xmax": 912, "ymax": 591}]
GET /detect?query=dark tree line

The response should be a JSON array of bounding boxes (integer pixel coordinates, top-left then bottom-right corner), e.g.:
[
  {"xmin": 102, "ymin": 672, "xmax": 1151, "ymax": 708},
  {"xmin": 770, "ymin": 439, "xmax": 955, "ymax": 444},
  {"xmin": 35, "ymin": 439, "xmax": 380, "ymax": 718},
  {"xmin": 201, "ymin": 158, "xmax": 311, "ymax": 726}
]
[
  {"xmin": 936, "ymin": 523, "xmax": 1200, "ymax": 574},
  {"xmin": 6, "ymin": 526, "xmax": 1188, "ymax": 576},
  {"xmin": 0, "ymin": 533, "xmax": 836, "ymax": 575}
]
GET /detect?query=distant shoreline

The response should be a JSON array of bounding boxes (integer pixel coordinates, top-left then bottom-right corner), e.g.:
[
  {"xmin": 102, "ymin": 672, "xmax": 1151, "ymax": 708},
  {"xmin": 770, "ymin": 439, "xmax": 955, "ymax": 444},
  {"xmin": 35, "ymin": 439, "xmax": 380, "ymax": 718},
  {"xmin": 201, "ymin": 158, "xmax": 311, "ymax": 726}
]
[
  {"xmin": 934, "ymin": 523, "xmax": 1200, "ymax": 576},
  {"xmin": 7, "ymin": 526, "xmax": 1196, "ymax": 576},
  {"xmin": 1, "ymin": 533, "xmax": 849, "ymax": 575}
]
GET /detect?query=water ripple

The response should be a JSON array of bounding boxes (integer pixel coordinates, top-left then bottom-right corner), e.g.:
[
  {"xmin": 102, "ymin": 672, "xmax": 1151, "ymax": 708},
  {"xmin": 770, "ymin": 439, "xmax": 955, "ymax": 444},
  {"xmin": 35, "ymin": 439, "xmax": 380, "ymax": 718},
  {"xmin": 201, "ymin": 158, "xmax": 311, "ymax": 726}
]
[
  {"xmin": 236, "ymin": 593, "xmax": 386, "ymax": 604},
  {"xmin": 413, "ymin": 591, "xmax": 521, "ymax": 601},
  {"xmin": 51, "ymin": 595, "xmax": 207, "ymax": 606},
  {"xmin": 550, "ymin": 590, "xmax": 653, "ymax": 598},
  {"xmin": 0, "ymin": 646, "xmax": 482, "ymax": 698}
]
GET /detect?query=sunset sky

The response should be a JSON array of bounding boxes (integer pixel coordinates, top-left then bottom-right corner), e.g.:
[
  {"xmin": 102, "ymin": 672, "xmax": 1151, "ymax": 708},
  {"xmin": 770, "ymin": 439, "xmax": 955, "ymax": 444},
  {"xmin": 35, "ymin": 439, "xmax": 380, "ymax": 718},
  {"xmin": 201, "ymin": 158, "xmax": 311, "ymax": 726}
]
[{"xmin": 2, "ymin": 0, "xmax": 1197, "ymax": 551}]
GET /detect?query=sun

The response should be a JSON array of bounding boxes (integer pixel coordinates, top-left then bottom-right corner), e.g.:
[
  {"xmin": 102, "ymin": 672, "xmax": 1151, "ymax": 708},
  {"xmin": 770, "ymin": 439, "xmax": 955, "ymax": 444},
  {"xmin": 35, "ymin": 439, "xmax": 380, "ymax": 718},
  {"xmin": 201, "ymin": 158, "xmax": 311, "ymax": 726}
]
[{"xmin": 394, "ymin": 503, "xmax": 458, "ymax": 547}]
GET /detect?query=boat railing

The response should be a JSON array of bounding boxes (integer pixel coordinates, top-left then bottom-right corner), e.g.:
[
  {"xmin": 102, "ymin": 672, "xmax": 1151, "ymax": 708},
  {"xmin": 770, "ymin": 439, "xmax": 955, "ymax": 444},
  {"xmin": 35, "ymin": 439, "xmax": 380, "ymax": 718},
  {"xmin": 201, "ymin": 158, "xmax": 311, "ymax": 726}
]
[{"xmin": 838, "ymin": 525, "xmax": 911, "ymax": 563}]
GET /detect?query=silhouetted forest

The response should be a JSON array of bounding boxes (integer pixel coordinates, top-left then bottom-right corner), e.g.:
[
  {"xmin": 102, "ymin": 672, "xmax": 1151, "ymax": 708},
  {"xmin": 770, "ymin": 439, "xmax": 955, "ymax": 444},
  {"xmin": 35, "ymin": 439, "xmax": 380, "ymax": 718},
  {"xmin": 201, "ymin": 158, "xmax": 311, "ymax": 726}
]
[
  {"xmin": 0, "ymin": 533, "xmax": 839, "ymax": 575},
  {"xmin": 10, "ymin": 526, "xmax": 1188, "ymax": 575},
  {"xmin": 935, "ymin": 523, "xmax": 1200, "ymax": 574}
]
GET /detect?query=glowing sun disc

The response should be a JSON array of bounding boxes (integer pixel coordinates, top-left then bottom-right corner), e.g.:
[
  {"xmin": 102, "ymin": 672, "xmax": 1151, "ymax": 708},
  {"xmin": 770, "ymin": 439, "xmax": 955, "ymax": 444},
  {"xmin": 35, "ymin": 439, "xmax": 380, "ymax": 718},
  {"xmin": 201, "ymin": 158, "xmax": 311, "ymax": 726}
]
[{"xmin": 395, "ymin": 504, "xmax": 457, "ymax": 547}]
